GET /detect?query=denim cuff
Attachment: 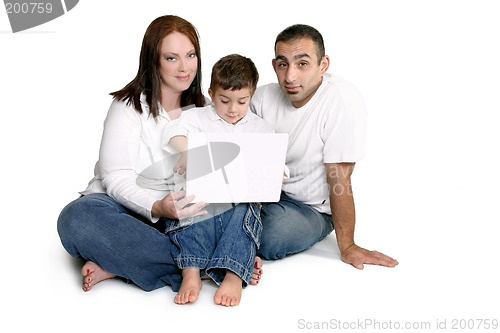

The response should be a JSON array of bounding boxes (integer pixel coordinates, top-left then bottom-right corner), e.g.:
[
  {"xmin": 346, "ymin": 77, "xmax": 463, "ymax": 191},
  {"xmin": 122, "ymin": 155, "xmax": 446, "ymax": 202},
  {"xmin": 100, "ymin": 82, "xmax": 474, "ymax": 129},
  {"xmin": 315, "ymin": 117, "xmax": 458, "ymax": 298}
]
[{"xmin": 243, "ymin": 202, "xmax": 263, "ymax": 248}]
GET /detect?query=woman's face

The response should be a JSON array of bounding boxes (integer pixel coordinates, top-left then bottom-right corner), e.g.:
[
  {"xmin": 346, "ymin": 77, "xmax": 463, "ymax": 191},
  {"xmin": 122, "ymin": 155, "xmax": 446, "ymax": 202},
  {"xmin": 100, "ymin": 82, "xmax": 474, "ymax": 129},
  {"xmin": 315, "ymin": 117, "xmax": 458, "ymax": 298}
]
[{"xmin": 159, "ymin": 31, "xmax": 198, "ymax": 95}]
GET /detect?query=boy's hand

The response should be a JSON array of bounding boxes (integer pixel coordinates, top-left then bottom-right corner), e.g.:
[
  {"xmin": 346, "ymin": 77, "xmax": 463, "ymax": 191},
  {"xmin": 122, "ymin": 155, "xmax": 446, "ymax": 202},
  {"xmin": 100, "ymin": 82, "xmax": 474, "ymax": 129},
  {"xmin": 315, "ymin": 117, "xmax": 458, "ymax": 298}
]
[{"xmin": 173, "ymin": 152, "xmax": 187, "ymax": 175}]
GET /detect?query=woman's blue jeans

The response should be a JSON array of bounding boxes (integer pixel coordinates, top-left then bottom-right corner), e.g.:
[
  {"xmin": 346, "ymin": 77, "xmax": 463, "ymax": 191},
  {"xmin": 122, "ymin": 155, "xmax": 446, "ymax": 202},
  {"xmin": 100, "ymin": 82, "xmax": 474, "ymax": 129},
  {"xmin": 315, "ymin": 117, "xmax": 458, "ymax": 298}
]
[{"xmin": 57, "ymin": 193, "xmax": 183, "ymax": 291}]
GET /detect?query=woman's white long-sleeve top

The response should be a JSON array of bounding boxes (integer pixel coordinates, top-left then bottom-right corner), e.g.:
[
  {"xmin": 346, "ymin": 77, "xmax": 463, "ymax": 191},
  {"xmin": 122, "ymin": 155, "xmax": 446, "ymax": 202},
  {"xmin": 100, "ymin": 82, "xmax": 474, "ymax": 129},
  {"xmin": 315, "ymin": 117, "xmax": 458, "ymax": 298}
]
[{"xmin": 81, "ymin": 94, "xmax": 179, "ymax": 222}]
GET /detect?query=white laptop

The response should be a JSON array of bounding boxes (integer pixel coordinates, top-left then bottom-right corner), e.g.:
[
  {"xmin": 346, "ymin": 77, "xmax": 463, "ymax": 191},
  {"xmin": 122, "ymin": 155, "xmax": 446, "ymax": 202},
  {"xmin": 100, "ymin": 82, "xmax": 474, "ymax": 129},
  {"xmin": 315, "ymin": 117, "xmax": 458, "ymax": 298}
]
[{"xmin": 183, "ymin": 132, "xmax": 288, "ymax": 203}]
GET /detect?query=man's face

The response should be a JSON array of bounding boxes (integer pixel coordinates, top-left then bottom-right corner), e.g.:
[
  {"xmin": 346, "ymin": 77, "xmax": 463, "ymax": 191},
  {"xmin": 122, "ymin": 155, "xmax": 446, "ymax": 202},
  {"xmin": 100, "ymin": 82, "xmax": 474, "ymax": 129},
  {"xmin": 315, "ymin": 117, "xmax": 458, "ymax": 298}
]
[{"xmin": 272, "ymin": 37, "xmax": 328, "ymax": 108}]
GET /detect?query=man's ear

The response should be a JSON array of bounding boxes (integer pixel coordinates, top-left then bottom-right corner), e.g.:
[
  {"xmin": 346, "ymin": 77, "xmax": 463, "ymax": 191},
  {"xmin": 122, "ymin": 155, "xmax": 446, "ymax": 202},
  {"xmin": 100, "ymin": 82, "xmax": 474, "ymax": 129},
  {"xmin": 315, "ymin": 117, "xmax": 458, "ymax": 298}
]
[
  {"xmin": 320, "ymin": 55, "xmax": 330, "ymax": 74},
  {"xmin": 272, "ymin": 58, "xmax": 278, "ymax": 73}
]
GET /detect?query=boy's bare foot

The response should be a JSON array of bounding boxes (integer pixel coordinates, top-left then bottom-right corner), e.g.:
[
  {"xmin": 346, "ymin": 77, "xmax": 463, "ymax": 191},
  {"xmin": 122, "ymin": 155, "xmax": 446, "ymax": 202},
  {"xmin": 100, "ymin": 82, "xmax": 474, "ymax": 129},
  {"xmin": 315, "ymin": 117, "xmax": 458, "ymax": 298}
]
[
  {"xmin": 81, "ymin": 261, "xmax": 116, "ymax": 292},
  {"xmin": 250, "ymin": 256, "xmax": 263, "ymax": 285},
  {"xmin": 214, "ymin": 270, "xmax": 242, "ymax": 307},
  {"xmin": 174, "ymin": 268, "xmax": 202, "ymax": 305}
]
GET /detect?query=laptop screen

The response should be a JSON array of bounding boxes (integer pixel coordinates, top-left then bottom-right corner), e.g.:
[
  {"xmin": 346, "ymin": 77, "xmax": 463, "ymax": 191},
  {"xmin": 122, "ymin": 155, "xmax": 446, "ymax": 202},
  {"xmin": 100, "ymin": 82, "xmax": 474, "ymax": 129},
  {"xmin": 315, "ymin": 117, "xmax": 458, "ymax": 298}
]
[{"xmin": 183, "ymin": 132, "xmax": 289, "ymax": 203}]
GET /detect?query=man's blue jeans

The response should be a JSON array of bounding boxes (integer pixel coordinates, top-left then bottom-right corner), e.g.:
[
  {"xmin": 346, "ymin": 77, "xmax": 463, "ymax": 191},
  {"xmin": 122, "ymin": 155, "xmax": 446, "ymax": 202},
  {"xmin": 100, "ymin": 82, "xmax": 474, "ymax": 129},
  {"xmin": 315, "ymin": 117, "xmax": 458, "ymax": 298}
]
[
  {"xmin": 257, "ymin": 192, "xmax": 334, "ymax": 259},
  {"xmin": 167, "ymin": 203, "xmax": 261, "ymax": 286}
]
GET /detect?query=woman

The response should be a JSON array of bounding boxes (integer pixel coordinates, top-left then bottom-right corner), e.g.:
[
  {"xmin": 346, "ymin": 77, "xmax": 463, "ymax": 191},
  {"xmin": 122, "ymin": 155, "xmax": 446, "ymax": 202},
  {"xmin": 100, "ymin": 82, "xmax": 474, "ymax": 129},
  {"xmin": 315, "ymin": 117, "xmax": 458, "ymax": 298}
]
[{"xmin": 57, "ymin": 15, "xmax": 262, "ymax": 293}]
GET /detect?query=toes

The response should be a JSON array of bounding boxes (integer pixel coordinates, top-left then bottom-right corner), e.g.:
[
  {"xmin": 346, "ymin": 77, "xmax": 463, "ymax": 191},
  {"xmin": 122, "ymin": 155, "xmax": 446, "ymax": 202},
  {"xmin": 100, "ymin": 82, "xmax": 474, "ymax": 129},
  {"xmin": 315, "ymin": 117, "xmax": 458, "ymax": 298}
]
[
  {"xmin": 175, "ymin": 289, "xmax": 199, "ymax": 304},
  {"xmin": 254, "ymin": 256, "xmax": 263, "ymax": 269}
]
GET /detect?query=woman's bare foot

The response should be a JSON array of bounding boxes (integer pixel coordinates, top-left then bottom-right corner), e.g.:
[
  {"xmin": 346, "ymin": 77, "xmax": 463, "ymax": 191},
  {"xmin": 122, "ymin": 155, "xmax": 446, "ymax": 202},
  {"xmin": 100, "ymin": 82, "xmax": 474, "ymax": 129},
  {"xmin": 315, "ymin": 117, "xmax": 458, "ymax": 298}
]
[
  {"xmin": 81, "ymin": 261, "xmax": 116, "ymax": 292},
  {"xmin": 174, "ymin": 268, "xmax": 202, "ymax": 305},
  {"xmin": 214, "ymin": 270, "xmax": 242, "ymax": 307},
  {"xmin": 250, "ymin": 256, "xmax": 263, "ymax": 285}
]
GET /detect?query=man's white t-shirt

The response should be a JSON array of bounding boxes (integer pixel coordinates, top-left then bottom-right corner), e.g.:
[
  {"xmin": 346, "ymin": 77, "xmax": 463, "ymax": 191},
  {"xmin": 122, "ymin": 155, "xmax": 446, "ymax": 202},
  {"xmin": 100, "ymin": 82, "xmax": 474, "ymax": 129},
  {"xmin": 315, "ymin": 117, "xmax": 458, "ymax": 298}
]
[{"xmin": 250, "ymin": 73, "xmax": 367, "ymax": 214}]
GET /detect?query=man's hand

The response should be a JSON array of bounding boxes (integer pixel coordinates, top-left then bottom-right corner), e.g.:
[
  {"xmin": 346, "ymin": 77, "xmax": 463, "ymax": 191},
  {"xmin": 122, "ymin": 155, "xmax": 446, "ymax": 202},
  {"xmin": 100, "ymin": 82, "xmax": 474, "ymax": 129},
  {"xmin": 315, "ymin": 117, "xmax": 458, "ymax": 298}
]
[
  {"xmin": 340, "ymin": 243, "xmax": 399, "ymax": 269},
  {"xmin": 152, "ymin": 191, "xmax": 207, "ymax": 220}
]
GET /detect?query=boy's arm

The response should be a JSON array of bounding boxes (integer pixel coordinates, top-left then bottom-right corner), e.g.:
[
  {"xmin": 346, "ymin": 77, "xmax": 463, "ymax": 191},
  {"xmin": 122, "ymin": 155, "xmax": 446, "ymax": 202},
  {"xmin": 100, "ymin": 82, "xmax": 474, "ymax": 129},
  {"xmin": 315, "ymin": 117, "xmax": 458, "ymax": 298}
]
[
  {"xmin": 169, "ymin": 135, "xmax": 188, "ymax": 153},
  {"xmin": 168, "ymin": 135, "xmax": 188, "ymax": 174}
]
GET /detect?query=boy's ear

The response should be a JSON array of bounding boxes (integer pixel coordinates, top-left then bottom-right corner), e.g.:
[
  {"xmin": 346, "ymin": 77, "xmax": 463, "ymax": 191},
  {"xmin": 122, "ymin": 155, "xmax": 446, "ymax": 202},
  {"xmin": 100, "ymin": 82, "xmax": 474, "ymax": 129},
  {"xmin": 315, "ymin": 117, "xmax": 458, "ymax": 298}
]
[{"xmin": 208, "ymin": 88, "xmax": 213, "ymax": 98}]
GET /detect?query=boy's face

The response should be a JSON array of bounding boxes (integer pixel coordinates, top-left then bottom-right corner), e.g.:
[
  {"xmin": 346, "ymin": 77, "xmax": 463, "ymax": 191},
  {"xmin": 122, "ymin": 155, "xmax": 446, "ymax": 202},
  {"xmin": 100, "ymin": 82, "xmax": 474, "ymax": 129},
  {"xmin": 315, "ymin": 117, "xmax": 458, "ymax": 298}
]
[{"xmin": 209, "ymin": 87, "xmax": 252, "ymax": 124}]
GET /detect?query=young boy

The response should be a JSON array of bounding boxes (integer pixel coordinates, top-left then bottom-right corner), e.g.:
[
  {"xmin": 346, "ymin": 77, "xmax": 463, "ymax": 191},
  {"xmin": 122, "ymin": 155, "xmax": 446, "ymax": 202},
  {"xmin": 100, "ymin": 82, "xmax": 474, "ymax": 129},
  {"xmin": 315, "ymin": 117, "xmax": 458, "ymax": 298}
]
[{"xmin": 162, "ymin": 54, "xmax": 276, "ymax": 307}]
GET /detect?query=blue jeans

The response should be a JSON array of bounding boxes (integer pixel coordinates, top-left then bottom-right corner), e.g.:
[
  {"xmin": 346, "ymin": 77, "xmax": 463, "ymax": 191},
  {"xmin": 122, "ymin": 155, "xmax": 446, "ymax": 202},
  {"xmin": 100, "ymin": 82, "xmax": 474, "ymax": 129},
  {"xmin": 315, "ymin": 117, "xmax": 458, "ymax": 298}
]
[
  {"xmin": 57, "ymin": 193, "xmax": 183, "ymax": 291},
  {"xmin": 57, "ymin": 192, "xmax": 331, "ymax": 292},
  {"xmin": 167, "ymin": 203, "xmax": 262, "ymax": 286},
  {"xmin": 257, "ymin": 192, "xmax": 334, "ymax": 260}
]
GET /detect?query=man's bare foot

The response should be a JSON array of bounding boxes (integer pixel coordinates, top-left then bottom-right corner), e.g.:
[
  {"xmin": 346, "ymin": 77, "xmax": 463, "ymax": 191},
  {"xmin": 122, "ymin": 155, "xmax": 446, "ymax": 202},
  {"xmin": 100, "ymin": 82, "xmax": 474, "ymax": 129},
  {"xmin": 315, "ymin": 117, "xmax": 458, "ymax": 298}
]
[
  {"xmin": 81, "ymin": 261, "xmax": 116, "ymax": 292},
  {"xmin": 250, "ymin": 256, "xmax": 263, "ymax": 285},
  {"xmin": 174, "ymin": 268, "xmax": 202, "ymax": 305},
  {"xmin": 214, "ymin": 271, "xmax": 242, "ymax": 307}
]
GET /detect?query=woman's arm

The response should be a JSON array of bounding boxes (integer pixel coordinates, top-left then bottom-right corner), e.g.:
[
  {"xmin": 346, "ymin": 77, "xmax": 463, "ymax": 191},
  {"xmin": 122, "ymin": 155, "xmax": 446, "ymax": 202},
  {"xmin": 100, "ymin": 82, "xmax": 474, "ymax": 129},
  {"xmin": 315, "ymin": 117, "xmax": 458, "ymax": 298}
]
[{"xmin": 98, "ymin": 99, "xmax": 163, "ymax": 221}]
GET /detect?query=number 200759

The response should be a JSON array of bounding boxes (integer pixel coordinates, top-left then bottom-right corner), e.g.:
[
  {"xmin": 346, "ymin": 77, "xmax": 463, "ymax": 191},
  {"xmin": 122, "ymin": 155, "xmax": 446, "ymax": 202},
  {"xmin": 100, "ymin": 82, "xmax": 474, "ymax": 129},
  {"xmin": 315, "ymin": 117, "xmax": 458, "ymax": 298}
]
[
  {"xmin": 451, "ymin": 318, "xmax": 498, "ymax": 330},
  {"xmin": 5, "ymin": 2, "xmax": 53, "ymax": 14}
]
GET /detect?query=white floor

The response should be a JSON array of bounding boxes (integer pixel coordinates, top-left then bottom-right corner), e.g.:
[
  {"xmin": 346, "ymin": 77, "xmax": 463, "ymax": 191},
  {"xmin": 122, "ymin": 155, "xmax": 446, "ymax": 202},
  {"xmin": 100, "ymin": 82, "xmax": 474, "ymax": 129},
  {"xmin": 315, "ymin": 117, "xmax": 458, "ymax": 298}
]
[
  {"xmin": 4, "ymin": 176, "xmax": 499, "ymax": 333},
  {"xmin": 2, "ymin": 1, "xmax": 500, "ymax": 332}
]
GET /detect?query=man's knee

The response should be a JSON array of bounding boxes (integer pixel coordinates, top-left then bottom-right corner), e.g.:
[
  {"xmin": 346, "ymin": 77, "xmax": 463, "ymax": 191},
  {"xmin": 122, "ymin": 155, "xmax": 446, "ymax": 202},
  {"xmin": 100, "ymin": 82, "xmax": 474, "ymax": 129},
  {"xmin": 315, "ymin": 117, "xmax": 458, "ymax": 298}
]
[{"xmin": 258, "ymin": 200, "xmax": 332, "ymax": 259}]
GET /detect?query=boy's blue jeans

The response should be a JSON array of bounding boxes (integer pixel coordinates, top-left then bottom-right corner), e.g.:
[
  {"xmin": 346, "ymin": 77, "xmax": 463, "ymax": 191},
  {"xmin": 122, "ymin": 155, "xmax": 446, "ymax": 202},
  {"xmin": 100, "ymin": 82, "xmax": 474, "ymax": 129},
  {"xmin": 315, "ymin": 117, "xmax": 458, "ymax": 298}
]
[{"xmin": 167, "ymin": 202, "xmax": 262, "ymax": 286}]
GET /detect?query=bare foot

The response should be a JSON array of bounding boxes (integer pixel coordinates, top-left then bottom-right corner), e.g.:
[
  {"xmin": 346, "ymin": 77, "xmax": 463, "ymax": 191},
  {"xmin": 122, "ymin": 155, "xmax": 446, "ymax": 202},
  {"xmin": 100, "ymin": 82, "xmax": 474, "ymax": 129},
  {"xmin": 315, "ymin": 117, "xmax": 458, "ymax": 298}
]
[
  {"xmin": 214, "ymin": 271, "xmax": 242, "ymax": 307},
  {"xmin": 81, "ymin": 261, "xmax": 116, "ymax": 292},
  {"xmin": 250, "ymin": 256, "xmax": 263, "ymax": 285},
  {"xmin": 174, "ymin": 268, "xmax": 202, "ymax": 305}
]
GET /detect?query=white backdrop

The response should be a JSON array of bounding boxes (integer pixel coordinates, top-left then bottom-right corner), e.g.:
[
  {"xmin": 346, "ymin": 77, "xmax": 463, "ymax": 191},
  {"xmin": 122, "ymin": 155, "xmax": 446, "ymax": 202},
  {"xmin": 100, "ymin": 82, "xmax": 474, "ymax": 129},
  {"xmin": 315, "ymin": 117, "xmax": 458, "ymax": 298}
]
[{"xmin": 1, "ymin": 1, "xmax": 499, "ymax": 332}]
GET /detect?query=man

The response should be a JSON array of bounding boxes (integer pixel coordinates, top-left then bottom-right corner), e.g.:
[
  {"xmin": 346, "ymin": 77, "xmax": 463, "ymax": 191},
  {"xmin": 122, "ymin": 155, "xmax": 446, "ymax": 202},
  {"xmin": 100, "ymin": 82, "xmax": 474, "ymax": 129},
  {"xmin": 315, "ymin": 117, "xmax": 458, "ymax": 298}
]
[{"xmin": 251, "ymin": 24, "xmax": 398, "ymax": 269}]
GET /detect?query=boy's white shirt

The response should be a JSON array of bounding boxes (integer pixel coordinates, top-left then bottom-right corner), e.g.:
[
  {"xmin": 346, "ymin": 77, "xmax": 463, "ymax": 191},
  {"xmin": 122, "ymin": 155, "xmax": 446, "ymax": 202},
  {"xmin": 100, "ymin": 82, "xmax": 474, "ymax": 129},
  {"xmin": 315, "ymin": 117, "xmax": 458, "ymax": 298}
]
[
  {"xmin": 162, "ymin": 104, "xmax": 275, "ymax": 150},
  {"xmin": 162, "ymin": 104, "xmax": 289, "ymax": 190}
]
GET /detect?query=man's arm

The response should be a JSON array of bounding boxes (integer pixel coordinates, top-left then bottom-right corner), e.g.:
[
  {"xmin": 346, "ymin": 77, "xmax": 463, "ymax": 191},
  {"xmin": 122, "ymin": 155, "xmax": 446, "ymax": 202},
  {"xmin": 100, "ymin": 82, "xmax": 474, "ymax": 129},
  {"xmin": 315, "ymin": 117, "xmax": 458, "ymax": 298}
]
[{"xmin": 325, "ymin": 162, "xmax": 398, "ymax": 269}]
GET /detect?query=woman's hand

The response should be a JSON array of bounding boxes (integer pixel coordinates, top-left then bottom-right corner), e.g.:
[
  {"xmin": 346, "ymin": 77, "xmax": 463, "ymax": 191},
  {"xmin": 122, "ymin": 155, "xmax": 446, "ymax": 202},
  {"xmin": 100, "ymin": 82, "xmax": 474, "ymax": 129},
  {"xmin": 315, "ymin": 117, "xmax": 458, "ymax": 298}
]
[{"xmin": 152, "ymin": 191, "xmax": 208, "ymax": 220}]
